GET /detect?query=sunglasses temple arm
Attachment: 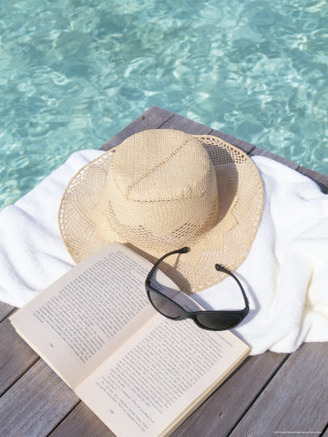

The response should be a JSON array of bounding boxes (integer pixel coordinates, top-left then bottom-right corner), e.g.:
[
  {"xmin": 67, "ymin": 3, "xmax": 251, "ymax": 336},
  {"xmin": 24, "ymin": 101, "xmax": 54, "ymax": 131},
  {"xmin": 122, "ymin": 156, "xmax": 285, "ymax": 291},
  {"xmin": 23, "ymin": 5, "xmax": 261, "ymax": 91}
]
[
  {"xmin": 215, "ymin": 264, "xmax": 249, "ymax": 311},
  {"xmin": 146, "ymin": 247, "xmax": 190, "ymax": 286}
]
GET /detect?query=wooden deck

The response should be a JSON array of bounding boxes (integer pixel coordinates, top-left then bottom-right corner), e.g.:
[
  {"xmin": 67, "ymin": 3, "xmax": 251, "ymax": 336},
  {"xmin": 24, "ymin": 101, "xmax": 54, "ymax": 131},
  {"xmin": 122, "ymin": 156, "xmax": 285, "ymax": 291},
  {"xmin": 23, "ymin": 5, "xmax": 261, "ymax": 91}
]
[{"xmin": 1, "ymin": 106, "xmax": 328, "ymax": 437}]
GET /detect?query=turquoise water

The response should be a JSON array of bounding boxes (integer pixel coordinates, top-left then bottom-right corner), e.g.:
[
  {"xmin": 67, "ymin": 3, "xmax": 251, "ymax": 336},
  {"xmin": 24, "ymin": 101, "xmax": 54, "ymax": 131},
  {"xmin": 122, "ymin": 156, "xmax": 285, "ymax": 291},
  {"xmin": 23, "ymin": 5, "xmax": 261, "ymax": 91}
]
[{"xmin": 1, "ymin": 0, "xmax": 327, "ymax": 209}]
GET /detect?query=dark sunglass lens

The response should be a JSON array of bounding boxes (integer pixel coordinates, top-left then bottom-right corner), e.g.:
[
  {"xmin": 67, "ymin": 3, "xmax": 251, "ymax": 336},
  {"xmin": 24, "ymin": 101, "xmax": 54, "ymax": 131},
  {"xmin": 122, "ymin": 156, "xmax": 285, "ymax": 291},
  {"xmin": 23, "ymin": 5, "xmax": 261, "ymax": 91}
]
[
  {"xmin": 148, "ymin": 289, "xmax": 183, "ymax": 320},
  {"xmin": 195, "ymin": 312, "xmax": 242, "ymax": 330}
]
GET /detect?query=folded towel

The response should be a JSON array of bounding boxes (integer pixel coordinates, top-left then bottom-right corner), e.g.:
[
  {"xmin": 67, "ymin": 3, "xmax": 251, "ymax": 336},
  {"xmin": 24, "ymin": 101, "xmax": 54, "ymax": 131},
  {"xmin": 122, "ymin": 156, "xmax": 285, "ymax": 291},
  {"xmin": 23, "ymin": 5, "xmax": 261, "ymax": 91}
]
[{"xmin": 0, "ymin": 150, "xmax": 327, "ymax": 355}]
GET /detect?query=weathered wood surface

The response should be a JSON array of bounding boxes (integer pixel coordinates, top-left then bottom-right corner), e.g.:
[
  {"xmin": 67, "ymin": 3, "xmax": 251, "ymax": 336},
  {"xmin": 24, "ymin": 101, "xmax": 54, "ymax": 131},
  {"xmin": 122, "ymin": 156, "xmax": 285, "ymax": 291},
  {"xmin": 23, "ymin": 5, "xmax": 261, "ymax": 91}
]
[
  {"xmin": 0, "ymin": 317, "xmax": 38, "ymax": 396},
  {"xmin": 0, "ymin": 359, "xmax": 79, "ymax": 437},
  {"xmin": 230, "ymin": 342, "xmax": 328, "ymax": 436},
  {"xmin": 1, "ymin": 106, "xmax": 327, "ymax": 437},
  {"xmin": 0, "ymin": 301, "xmax": 15, "ymax": 322}
]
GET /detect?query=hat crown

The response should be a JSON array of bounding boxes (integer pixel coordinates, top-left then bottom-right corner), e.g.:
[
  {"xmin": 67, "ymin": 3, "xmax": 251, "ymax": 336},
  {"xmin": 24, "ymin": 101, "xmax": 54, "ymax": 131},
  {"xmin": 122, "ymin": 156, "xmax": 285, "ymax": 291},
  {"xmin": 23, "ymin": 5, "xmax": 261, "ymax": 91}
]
[
  {"xmin": 105, "ymin": 129, "xmax": 219, "ymax": 248},
  {"xmin": 111, "ymin": 129, "xmax": 214, "ymax": 202}
]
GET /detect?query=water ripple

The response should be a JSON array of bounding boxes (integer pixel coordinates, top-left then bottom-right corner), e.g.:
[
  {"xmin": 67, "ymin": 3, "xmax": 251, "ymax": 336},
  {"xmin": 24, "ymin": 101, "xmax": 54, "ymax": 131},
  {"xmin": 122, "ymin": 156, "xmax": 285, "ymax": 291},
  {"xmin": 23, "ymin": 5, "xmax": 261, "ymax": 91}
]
[{"xmin": 0, "ymin": 0, "xmax": 328, "ymax": 209}]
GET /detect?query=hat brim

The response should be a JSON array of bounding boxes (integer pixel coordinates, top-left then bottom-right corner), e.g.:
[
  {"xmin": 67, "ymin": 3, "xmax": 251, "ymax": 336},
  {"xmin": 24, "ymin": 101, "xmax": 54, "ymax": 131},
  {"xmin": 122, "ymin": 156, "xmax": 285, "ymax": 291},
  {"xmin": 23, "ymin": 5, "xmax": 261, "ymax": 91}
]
[{"xmin": 59, "ymin": 134, "xmax": 263, "ymax": 293}]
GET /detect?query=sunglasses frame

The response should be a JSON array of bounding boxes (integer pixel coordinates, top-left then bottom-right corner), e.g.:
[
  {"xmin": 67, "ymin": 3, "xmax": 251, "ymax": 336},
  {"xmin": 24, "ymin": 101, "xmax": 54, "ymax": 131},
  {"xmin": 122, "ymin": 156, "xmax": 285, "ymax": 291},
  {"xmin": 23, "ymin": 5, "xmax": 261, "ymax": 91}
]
[{"xmin": 145, "ymin": 247, "xmax": 249, "ymax": 331}]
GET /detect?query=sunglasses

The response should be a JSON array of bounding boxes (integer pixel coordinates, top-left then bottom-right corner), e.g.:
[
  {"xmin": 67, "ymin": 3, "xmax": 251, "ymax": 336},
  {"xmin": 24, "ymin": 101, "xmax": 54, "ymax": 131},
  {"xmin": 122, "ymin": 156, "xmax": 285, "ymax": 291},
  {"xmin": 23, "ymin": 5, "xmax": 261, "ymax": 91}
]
[{"xmin": 145, "ymin": 247, "xmax": 249, "ymax": 331}]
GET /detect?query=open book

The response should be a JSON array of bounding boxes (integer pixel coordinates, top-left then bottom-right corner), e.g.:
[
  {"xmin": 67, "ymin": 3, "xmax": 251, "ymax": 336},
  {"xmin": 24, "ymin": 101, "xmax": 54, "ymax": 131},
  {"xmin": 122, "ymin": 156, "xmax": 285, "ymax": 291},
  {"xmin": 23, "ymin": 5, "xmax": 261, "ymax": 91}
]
[{"xmin": 10, "ymin": 243, "xmax": 250, "ymax": 437}]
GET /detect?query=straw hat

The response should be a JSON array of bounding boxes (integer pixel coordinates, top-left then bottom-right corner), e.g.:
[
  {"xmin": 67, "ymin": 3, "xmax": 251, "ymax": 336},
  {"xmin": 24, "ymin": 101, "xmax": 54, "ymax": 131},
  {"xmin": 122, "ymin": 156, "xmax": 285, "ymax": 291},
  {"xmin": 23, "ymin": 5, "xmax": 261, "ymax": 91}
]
[{"xmin": 59, "ymin": 129, "xmax": 263, "ymax": 293}]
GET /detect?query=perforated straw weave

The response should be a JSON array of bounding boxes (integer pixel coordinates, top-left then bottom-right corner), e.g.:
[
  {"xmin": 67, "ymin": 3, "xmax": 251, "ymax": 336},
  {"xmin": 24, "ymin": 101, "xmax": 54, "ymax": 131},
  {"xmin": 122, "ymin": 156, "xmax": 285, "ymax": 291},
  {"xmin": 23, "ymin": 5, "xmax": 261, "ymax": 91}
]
[{"xmin": 59, "ymin": 129, "xmax": 263, "ymax": 293}]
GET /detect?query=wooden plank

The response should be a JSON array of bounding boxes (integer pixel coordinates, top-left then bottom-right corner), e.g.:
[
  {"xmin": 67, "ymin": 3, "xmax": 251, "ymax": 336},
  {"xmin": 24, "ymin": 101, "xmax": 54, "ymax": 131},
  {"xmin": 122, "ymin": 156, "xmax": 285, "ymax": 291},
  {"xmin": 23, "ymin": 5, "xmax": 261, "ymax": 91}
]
[
  {"xmin": 0, "ymin": 360, "xmax": 79, "ymax": 437},
  {"xmin": 0, "ymin": 301, "xmax": 15, "ymax": 322},
  {"xmin": 229, "ymin": 342, "xmax": 328, "ymax": 436},
  {"xmin": 100, "ymin": 106, "xmax": 174, "ymax": 150},
  {"xmin": 49, "ymin": 402, "xmax": 115, "ymax": 437},
  {"xmin": 297, "ymin": 165, "xmax": 328, "ymax": 193},
  {"xmin": 160, "ymin": 111, "xmax": 212, "ymax": 134},
  {"xmin": 0, "ymin": 317, "xmax": 39, "ymax": 396},
  {"xmin": 172, "ymin": 352, "xmax": 287, "ymax": 437},
  {"xmin": 250, "ymin": 146, "xmax": 299, "ymax": 170}
]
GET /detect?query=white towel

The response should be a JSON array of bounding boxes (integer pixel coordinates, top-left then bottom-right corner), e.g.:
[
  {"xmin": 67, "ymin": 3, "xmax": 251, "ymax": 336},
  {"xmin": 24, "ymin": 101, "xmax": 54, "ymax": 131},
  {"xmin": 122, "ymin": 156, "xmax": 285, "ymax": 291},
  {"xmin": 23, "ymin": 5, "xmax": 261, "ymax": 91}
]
[
  {"xmin": 0, "ymin": 150, "xmax": 327, "ymax": 355},
  {"xmin": 0, "ymin": 150, "xmax": 100, "ymax": 307},
  {"xmin": 197, "ymin": 157, "xmax": 328, "ymax": 354}
]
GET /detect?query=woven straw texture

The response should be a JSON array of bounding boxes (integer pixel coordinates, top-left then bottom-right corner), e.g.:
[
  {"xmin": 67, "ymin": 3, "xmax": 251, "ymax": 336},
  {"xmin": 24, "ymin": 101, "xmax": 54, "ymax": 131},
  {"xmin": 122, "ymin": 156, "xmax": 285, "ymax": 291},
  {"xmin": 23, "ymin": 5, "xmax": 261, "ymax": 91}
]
[{"xmin": 59, "ymin": 129, "xmax": 263, "ymax": 293}]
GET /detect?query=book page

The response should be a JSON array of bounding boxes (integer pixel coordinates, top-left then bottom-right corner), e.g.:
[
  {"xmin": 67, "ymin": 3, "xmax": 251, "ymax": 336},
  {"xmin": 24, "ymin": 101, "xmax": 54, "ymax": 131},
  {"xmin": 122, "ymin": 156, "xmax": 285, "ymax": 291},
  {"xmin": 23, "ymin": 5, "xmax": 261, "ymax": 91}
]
[
  {"xmin": 76, "ymin": 315, "xmax": 250, "ymax": 437},
  {"xmin": 10, "ymin": 243, "xmax": 170, "ymax": 388}
]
